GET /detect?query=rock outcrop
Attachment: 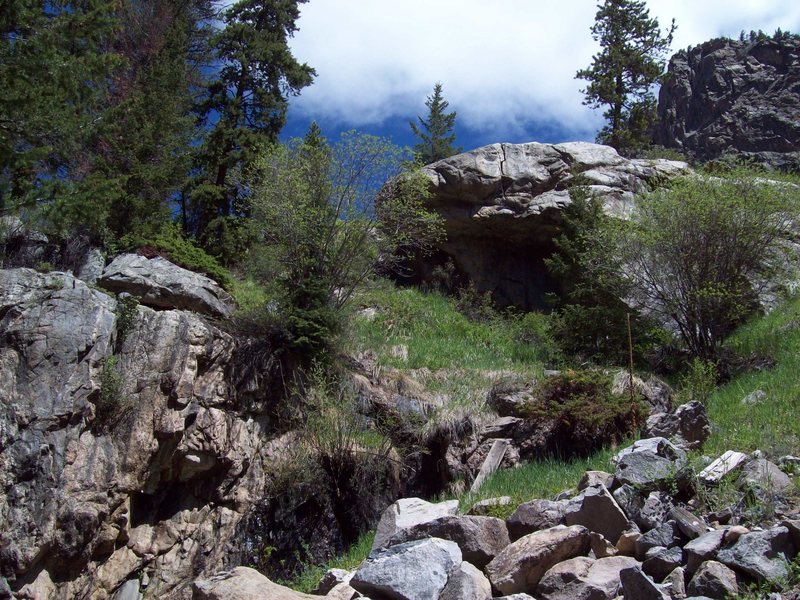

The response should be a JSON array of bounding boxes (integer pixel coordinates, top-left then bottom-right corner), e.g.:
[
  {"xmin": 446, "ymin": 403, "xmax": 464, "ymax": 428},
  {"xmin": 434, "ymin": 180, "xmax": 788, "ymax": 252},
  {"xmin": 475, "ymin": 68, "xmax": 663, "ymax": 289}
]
[
  {"xmin": 418, "ymin": 142, "xmax": 688, "ymax": 308},
  {"xmin": 0, "ymin": 267, "xmax": 265, "ymax": 598},
  {"xmin": 655, "ymin": 35, "xmax": 800, "ymax": 170}
]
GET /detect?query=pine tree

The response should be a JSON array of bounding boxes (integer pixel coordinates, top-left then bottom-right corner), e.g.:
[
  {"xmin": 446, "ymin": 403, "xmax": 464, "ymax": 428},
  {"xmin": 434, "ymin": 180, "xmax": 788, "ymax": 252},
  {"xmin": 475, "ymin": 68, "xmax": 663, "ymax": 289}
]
[
  {"xmin": 191, "ymin": 0, "xmax": 315, "ymax": 252},
  {"xmin": 576, "ymin": 0, "xmax": 675, "ymax": 155},
  {"xmin": 410, "ymin": 83, "xmax": 461, "ymax": 165}
]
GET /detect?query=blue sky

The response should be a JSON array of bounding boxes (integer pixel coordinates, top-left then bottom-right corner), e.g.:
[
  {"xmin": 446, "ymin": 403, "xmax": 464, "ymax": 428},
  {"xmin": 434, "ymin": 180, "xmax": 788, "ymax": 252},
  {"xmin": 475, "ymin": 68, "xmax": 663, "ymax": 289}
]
[{"xmin": 281, "ymin": 0, "xmax": 800, "ymax": 152}]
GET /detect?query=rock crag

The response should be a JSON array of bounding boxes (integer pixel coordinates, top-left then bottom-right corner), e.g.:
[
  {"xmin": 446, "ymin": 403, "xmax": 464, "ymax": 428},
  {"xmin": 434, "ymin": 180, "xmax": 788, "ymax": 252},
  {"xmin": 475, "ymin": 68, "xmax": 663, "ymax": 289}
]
[{"xmin": 655, "ymin": 36, "xmax": 800, "ymax": 170}]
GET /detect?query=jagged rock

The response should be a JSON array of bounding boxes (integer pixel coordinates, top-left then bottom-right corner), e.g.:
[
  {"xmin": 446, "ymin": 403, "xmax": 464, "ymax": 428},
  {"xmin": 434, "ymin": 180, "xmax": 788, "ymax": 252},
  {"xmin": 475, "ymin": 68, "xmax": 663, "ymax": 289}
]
[
  {"xmin": 350, "ymin": 538, "xmax": 461, "ymax": 600},
  {"xmin": 468, "ymin": 496, "xmax": 511, "ymax": 516},
  {"xmin": 737, "ymin": 459, "xmax": 793, "ymax": 495},
  {"xmin": 383, "ymin": 515, "xmax": 510, "ymax": 569},
  {"xmin": 655, "ymin": 36, "xmax": 800, "ymax": 170},
  {"xmin": 617, "ymin": 530, "xmax": 642, "ymax": 557},
  {"xmin": 620, "ymin": 565, "xmax": 671, "ymax": 600},
  {"xmin": 418, "ymin": 142, "xmax": 687, "ymax": 308},
  {"xmin": 697, "ymin": 451, "xmax": 749, "ymax": 485},
  {"xmin": 99, "ymin": 253, "xmax": 235, "ymax": 318},
  {"xmin": 670, "ymin": 507, "xmax": 706, "ymax": 540},
  {"xmin": 589, "ymin": 532, "xmax": 619, "ymax": 558},
  {"xmin": 537, "ymin": 556, "xmax": 640, "ymax": 600},
  {"xmin": 578, "ymin": 471, "xmax": 615, "ymax": 491},
  {"xmin": 643, "ymin": 546, "xmax": 683, "ymax": 582},
  {"xmin": 371, "ymin": 498, "xmax": 459, "ymax": 551},
  {"xmin": 717, "ymin": 526, "xmax": 796, "ymax": 582},
  {"xmin": 644, "ymin": 402, "xmax": 710, "ymax": 451},
  {"xmin": 565, "ymin": 484, "xmax": 630, "ymax": 544},
  {"xmin": 495, "ymin": 595, "xmax": 537, "ymax": 600},
  {"xmin": 636, "ymin": 522, "xmax": 682, "ymax": 561},
  {"xmin": 684, "ymin": 530, "xmax": 726, "ymax": 574},
  {"xmin": 439, "ymin": 561, "xmax": 492, "ymax": 600},
  {"xmin": 77, "ymin": 248, "xmax": 106, "ymax": 284},
  {"xmin": 638, "ymin": 492, "xmax": 672, "ymax": 531},
  {"xmin": 485, "ymin": 525, "xmax": 591, "ymax": 595},
  {"xmin": 192, "ymin": 567, "xmax": 317, "ymax": 599},
  {"xmin": 686, "ymin": 561, "xmax": 738, "ymax": 599},
  {"xmin": 506, "ymin": 499, "xmax": 568, "ymax": 540},
  {"xmin": 614, "ymin": 438, "xmax": 688, "ymax": 492},
  {"xmin": 613, "ymin": 485, "xmax": 646, "ymax": 527}
]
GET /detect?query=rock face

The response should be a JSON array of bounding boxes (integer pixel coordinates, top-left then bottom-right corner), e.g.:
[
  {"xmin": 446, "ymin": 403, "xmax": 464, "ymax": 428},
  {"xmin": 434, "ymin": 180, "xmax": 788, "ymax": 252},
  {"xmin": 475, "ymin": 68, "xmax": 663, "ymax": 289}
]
[
  {"xmin": 418, "ymin": 142, "xmax": 687, "ymax": 308},
  {"xmin": 655, "ymin": 36, "xmax": 800, "ymax": 170},
  {"xmin": 0, "ymin": 267, "xmax": 266, "ymax": 598}
]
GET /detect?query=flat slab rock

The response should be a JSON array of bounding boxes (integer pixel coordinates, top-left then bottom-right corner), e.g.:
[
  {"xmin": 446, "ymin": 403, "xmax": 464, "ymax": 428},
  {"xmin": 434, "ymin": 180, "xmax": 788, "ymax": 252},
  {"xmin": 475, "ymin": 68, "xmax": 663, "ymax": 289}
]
[
  {"xmin": 193, "ymin": 567, "xmax": 318, "ymax": 599},
  {"xmin": 99, "ymin": 253, "xmax": 234, "ymax": 318}
]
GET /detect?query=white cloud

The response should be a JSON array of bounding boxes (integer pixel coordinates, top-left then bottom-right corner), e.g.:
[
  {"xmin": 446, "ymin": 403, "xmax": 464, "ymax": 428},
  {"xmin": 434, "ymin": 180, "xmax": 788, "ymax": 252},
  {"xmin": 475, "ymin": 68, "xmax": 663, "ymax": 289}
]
[{"xmin": 287, "ymin": 1, "xmax": 800, "ymax": 143}]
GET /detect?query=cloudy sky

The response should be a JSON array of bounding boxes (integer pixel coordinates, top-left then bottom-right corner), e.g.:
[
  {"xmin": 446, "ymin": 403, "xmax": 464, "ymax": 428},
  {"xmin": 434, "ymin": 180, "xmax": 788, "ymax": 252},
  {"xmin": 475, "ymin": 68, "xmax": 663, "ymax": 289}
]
[{"xmin": 282, "ymin": 1, "xmax": 800, "ymax": 151}]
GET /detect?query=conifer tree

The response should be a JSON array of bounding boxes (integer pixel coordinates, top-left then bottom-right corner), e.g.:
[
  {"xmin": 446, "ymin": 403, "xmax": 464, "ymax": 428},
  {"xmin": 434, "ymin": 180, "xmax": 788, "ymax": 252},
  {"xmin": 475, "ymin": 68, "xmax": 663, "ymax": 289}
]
[
  {"xmin": 410, "ymin": 83, "xmax": 461, "ymax": 165},
  {"xmin": 576, "ymin": 0, "xmax": 675, "ymax": 155},
  {"xmin": 191, "ymin": 0, "xmax": 315, "ymax": 251}
]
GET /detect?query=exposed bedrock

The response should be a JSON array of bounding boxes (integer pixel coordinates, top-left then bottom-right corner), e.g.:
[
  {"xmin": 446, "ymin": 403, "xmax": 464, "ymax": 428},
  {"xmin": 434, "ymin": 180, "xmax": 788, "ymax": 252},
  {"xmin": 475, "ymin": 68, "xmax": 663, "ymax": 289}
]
[{"xmin": 418, "ymin": 141, "xmax": 688, "ymax": 309}]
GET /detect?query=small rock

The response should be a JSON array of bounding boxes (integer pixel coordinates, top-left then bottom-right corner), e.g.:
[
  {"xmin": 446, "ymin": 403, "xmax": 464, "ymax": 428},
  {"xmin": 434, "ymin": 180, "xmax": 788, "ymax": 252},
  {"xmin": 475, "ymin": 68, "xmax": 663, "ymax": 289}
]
[
  {"xmin": 439, "ymin": 561, "xmax": 492, "ymax": 600},
  {"xmin": 617, "ymin": 530, "xmax": 642, "ymax": 556},
  {"xmin": 468, "ymin": 496, "xmax": 511, "ymax": 516},
  {"xmin": 741, "ymin": 389, "xmax": 767, "ymax": 406},
  {"xmin": 620, "ymin": 565, "xmax": 671, "ymax": 600},
  {"xmin": 312, "ymin": 569, "xmax": 351, "ymax": 595},
  {"xmin": 684, "ymin": 529, "xmax": 726, "ymax": 574},
  {"xmin": 643, "ymin": 546, "xmax": 684, "ymax": 582},
  {"xmin": 487, "ymin": 382, "xmax": 535, "ymax": 417},
  {"xmin": 636, "ymin": 522, "xmax": 682, "ymax": 561},
  {"xmin": 590, "ymin": 532, "xmax": 619, "ymax": 558},
  {"xmin": 687, "ymin": 561, "xmax": 738, "ymax": 599},
  {"xmin": 670, "ymin": 507, "xmax": 706, "ymax": 540},
  {"xmin": 666, "ymin": 567, "xmax": 687, "ymax": 599}
]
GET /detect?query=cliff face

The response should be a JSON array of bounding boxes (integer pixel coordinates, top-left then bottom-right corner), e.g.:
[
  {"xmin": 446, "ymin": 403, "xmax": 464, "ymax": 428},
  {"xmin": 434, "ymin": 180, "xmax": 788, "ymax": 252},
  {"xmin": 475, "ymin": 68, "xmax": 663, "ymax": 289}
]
[
  {"xmin": 0, "ymin": 266, "xmax": 271, "ymax": 599},
  {"xmin": 654, "ymin": 36, "xmax": 800, "ymax": 170}
]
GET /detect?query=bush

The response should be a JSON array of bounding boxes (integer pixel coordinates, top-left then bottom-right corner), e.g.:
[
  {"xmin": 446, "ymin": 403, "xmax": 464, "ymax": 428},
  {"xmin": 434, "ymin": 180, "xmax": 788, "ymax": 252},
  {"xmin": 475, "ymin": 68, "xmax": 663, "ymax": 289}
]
[{"xmin": 600, "ymin": 170, "xmax": 800, "ymax": 360}]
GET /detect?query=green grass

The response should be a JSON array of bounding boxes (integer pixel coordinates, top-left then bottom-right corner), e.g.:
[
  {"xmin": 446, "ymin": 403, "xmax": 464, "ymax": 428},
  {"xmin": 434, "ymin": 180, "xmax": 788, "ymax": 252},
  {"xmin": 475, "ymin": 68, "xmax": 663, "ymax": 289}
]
[
  {"xmin": 702, "ymin": 294, "xmax": 800, "ymax": 457},
  {"xmin": 281, "ymin": 531, "xmax": 375, "ymax": 593}
]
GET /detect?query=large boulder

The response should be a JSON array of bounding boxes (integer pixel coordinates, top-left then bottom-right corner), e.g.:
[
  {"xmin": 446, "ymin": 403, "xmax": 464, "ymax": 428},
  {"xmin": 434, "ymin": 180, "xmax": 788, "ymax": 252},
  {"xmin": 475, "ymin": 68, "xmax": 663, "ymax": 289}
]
[
  {"xmin": 614, "ymin": 438, "xmax": 688, "ymax": 492},
  {"xmin": 655, "ymin": 36, "xmax": 800, "ymax": 170},
  {"xmin": 506, "ymin": 499, "xmax": 569, "ymax": 540},
  {"xmin": 417, "ymin": 142, "xmax": 687, "ymax": 308},
  {"xmin": 643, "ymin": 401, "xmax": 710, "ymax": 451},
  {"xmin": 485, "ymin": 525, "xmax": 591, "ymax": 595},
  {"xmin": 350, "ymin": 537, "xmax": 462, "ymax": 600},
  {"xmin": 565, "ymin": 484, "xmax": 630, "ymax": 545},
  {"xmin": 716, "ymin": 526, "xmax": 796, "ymax": 582},
  {"xmin": 371, "ymin": 497, "xmax": 459, "ymax": 551},
  {"xmin": 99, "ymin": 253, "xmax": 235, "ymax": 318},
  {"xmin": 383, "ymin": 515, "xmax": 510, "ymax": 569},
  {"xmin": 439, "ymin": 561, "xmax": 492, "ymax": 600}
]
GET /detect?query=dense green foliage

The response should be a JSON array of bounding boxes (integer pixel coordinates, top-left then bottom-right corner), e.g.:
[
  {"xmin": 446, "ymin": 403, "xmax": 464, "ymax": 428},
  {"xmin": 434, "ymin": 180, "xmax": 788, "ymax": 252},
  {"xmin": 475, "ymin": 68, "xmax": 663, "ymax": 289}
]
[
  {"xmin": 409, "ymin": 83, "xmax": 461, "ymax": 165},
  {"xmin": 596, "ymin": 171, "xmax": 799, "ymax": 360},
  {"xmin": 576, "ymin": 0, "xmax": 675, "ymax": 154},
  {"xmin": 247, "ymin": 130, "xmax": 444, "ymax": 363}
]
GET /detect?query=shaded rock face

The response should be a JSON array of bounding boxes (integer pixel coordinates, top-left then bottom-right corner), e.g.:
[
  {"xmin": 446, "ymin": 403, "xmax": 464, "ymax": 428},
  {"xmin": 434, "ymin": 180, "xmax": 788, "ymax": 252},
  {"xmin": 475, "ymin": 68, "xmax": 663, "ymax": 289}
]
[
  {"xmin": 655, "ymin": 36, "xmax": 800, "ymax": 170},
  {"xmin": 419, "ymin": 142, "xmax": 687, "ymax": 309},
  {"xmin": 0, "ymin": 268, "xmax": 267, "ymax": 599}
]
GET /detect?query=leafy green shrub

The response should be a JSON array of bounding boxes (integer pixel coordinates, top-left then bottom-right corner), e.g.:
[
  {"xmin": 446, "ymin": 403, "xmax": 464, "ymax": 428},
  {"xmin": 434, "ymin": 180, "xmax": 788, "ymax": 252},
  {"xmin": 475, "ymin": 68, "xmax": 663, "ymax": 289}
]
[
  {"xmin": 679, "ymin": 358, "xmax": 718, "ymax": 405},
  {"xmin": 94, "ymin": 355, "xmax": 132, "ymax": 431},
  {"xmin": 522, "ymin": 370, "xmax": 646, "ymax": 455},
  {"xmin": 114, "ymin": 294, "xmax": 140, "ymax": 344}
]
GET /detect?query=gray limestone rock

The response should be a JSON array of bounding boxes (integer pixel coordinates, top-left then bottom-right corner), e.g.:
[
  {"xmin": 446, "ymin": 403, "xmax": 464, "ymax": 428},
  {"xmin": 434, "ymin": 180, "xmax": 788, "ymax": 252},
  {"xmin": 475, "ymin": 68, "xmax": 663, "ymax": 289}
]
[
  {"xmin": 99, "ymin": 253, "xmax": 235, "ymax": 318},
  {"xmin": 351, "ymin": 538, "xmax": 462, "ymax": 600},
  {"xmin": 644, "ymin": 402, "xmax": 710, "ymax": 451},
  {"xmin": 565, "ymin": 484, "xmax": 630, "ymax": 544},
  {"xmin": 643, "ymin": 546, "xmax": 684, "ymax": 582},
  {"xmin": 684, "ymin": 529, "xmax": 726, "ymax": 574},
  {"xmin": 620, "ymin": 565, "xmax": 671, "ymax": 600},
  {"xmin": 415, "ymin": 142, "xmax": 687, "ymax": 309},
  {"xmin": 537, "ymin": 556, "xmax": 640, "ymax": 600}
]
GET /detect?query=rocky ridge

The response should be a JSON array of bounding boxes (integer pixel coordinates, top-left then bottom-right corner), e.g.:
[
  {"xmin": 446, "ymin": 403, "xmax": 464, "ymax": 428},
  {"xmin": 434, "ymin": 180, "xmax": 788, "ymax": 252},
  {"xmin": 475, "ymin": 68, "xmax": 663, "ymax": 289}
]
[
  {"xmin": 416, "ymin": 142, "xmax": 688, "ymax": 308},
  {"xmin": 655, "ymin": 36, "xmax": 800, "ymax": 170}
]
